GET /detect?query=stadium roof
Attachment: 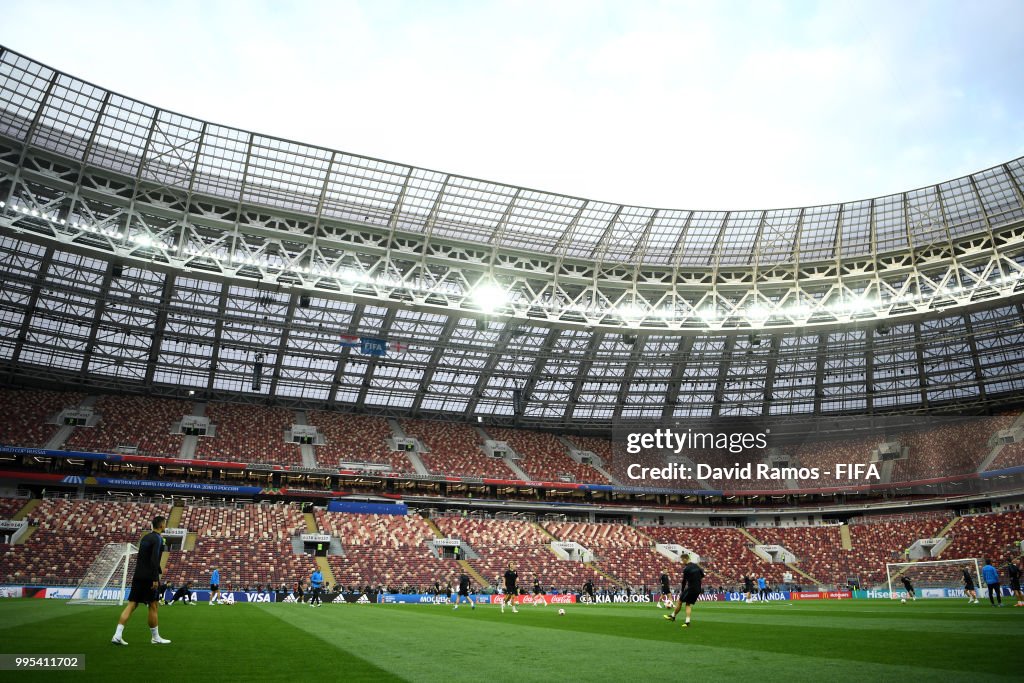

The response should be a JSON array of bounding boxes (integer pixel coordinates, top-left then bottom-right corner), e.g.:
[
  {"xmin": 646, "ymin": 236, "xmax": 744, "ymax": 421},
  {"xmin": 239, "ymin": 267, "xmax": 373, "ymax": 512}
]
[{"xmin": 1, "ymin": 45, "xmax": 1024, "ymax": 427}]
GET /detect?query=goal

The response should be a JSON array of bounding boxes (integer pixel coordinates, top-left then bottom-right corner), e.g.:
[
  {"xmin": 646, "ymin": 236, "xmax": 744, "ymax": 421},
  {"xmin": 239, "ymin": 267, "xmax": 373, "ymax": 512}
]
[
  {"xmin": 69, "ymin": 542, "xmax": 138, "ymax": 605},
  {"xmin": 885, "ymin": 558, "xmax": 982, "ymax": 599}
]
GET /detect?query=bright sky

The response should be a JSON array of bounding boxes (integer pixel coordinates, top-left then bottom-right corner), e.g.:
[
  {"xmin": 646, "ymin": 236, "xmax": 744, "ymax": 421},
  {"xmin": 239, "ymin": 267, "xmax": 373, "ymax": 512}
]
[{"xmin": 2, "ymin": 0, "xmax": 1022, "ymax": 210}]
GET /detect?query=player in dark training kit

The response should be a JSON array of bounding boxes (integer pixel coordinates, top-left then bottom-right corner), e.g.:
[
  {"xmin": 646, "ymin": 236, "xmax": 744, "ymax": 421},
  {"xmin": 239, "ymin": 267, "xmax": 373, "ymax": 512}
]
[
  {"xmin": 531, "ymin": 576, "xmax": 546, "ymax": 607},
  {"xmin": 962, "ymin": 566, "xmax": 978, "ymax": 604},
  {"xmin": 663, "ymin": 554, "xmax": 704, "ymax": 628},
  {"xmin": 660, "ymin": 571, "xmax": 673, "ymax": 609},
  {"xmin": 743, "ymin": 573, "xmax": 755, "ymax": 603},
  {"xmin": 1006, "ymin": 558, "xmax": 1023, "ymax": 607},
  {"xmin": 167, "ymin": 582, "xmax": 194, "ymax": 606},
  {"xmin": 453, "ymin": 572, "xmax": 474, "ymax": 610},
  {"xmin": 583, "ymin": 579, "xmax": 595, "ymax": 603},
  {"xmin": 112, "ymin": 515, "xmax": 171, "ymax": 645},
  {"xmin": 901, "ymin": 576, "xmax": 916, "ymax": 601},
  {"xmin": 502, "ymin": 562, "xmax": 519, "ymax": 614}
]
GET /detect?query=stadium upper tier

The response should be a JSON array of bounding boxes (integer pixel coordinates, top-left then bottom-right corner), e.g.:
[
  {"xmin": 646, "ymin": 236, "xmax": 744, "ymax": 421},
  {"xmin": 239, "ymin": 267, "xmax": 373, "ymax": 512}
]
[
  {"xmin": 2, "ymin": 388, "xmax": 1023, "ymax": 492},
  {"xmin": 2, "ymin": 46, "xmax": 1024, "ymax": 423}
]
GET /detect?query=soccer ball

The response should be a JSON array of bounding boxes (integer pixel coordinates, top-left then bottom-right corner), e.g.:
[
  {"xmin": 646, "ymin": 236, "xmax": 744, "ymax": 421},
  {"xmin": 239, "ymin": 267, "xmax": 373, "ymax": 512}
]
[
  {"xmin": 900, "ymin": 598, "xmax": 906, "ymax": 604},
  {"xmin": 558, "ymin": 608, "xmax": 565, "ymax": 615}
]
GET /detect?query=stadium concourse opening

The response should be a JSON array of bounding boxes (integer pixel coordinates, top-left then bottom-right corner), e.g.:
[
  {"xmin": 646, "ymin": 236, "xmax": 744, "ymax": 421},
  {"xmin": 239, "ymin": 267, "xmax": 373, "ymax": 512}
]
[{"xmin": 0, "ymin": 40, "xmax": 1024, "ymax": 683}]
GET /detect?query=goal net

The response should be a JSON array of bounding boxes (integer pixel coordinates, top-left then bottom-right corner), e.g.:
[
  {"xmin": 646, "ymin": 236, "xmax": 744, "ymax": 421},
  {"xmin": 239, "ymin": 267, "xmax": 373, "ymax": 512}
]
[
  {"xmin": 68, "ymin": 542, "xmax": 138, "ymax": 605},
  {"xmin": 885, "ymin": 558, "xmax": 982, "ymax": 599}
]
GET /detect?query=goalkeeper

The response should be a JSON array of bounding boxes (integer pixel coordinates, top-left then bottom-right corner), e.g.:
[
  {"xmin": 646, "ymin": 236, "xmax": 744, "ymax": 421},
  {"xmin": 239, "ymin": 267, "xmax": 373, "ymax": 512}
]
[{"xmin": 168, "ymin": 582, "xmax": 194, "ymax": 606}]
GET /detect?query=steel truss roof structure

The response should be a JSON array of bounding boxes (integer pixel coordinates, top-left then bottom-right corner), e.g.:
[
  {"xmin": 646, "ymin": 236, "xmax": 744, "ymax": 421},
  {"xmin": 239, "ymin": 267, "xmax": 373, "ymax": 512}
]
[{"xmin": 1, "ymin": 45, "xmax": 1024, "ymax": 428}]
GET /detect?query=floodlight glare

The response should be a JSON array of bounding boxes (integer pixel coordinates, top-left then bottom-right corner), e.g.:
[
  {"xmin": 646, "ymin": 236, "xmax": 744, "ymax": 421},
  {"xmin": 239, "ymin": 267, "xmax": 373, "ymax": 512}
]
[
  {"xmin": 618, "ymin": 304, "xmax": 644, "ymax": 320},
  {"xmin": 473, "ymin": 282, "xmax": 506, "ymax": 313},
  {"xmin": 747, "ymin": 304, "xmax": 771, "ymax": 322},
  {"xmin": 698, "ymin": 306, "xmax": 719, "ymax": 322}
]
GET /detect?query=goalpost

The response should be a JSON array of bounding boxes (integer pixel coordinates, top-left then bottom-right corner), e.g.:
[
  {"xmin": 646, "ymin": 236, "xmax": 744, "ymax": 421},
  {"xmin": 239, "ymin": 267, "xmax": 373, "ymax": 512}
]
[
  {"xmin": 885, "ymin": 558, "xmax": 982, "ymax": 600},
  {"xmin": 68, "ymin": 542, "xmax": 138, "ymax": 606}
]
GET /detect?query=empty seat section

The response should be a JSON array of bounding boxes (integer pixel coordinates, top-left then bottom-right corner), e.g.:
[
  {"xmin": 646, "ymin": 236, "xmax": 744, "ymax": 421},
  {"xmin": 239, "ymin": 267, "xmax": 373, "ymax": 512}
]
[
  {"xmin": 639, "ymin": 526, "xmax": 784, "ymax": 588},
  {"xmin": 316, "ymin": 510, "xmax": 454, "ymax": 590},
  {"xmin": 488, "ymin": 427, "xmax": 607, "ymax": 483},
  {"xmin": 307, "ymin": 411, "xmax": 414, "ymax": 473},
  {"xmin": 437, "ymin": 516, "xmax": 608, "ymax": 591},
  {"xmin": 162, "ymin": 502, "xmax": 309, "ymax": 587},
  {"xmin": 544, "ymin": 521, "xmax": 664, "ymax": 587},
  {"xmin": 400, "ymin": 419, "xmax": 514, "ymax": 478},
  {"xmin": 0, "ymin": 388, "xmax": 85, "ymax": 448},
  {"xmin": 64, "ymin": 395, "xmax": 190, "ymax": 456},
  {"xmin": 0, "ymin": 499, "xmax": 170, "ymax": 585},
  {"xmin": 194, "ymin": 403, "xmax": 301, "ymax": 465}
]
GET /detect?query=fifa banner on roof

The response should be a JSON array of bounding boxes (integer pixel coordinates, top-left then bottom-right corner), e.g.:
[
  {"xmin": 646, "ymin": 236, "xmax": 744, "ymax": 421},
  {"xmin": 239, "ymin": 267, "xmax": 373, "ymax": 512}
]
[
  {"xmin": 339, "ymin": 335, "xmax": 388, "ymax": 356},
  {"xmin": 361, "ymin": 337, "xmax": 387, "ymax": 356}
]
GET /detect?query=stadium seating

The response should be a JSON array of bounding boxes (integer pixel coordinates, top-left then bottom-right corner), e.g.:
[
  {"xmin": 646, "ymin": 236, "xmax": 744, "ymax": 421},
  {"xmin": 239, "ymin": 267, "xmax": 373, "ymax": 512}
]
[
  {"xmin": 194, "ymin": 403, "xmax": 302, "ymax": 465},
  {"xmin": 315, "ymin": 510, "xmax": 435, "ymax": 548},
  {"xmin": 162, "ymin": 502, "xmax": 309, "ymax": 587},
  {"xmin": 938, "ymin": 511, "xmax": 1024, "ymax": 563},
  {"xmin": 793, "ymin": 437, "xmax": 875, "ymax": 486},
  {"xmin": 435, "ymin": 516, "xmax": 610, "ymax": 591},
  {"xmin": 180, "ymin": 502, "xmax": 306, "ymax": 540},
  {"xmin": 0, "ymin": 499, "xmax": 171, "ymax": 585},
  {"xmin": 487, "ymin": 427, "xmax": 608, "ymax": 484},
  {"xmin": 989, "ymin": 440, "xmax": 1024, "ymax": 471},
  {"xmin": 639, "ymin": 526, "xmax": 785, "ymax": 588},
  {"xmin": 749, "ymin": 526, "xmax": 846, "ymax": 585},
  {"xmin": 400, "ymin": 419, "xmax": 515, "ymax": 478},
  {"xmin": 543, "ymin": 521, "xmax": 665, "ymax": 588},
  {"xmin": 846, "ymin": 513, "xmax": 951, "ymax": 586},
  {"xmin": 564, "ymin": 435, "xmax": 613, "ymax": 462},
  {"xmin": 306, "ymin": 411, "xmax": 415, "ymax": 472},
  {"xmin": 163, "ymin": 537, "xmax": 314, "ymax": 589},
  {"xmin": 889, "ymin": 563, "xmax": 965, "ymax": 592},
  {"xmin": 0, "ymin": 497, "xmax": 26, "ymax": 519},
  {"xmin": 316, "ymin": 510, "xmax": 454, "ymax": 589},
  {"xmin": 0, "ymin": 388, "xmax": 85, "ymax": 448},
  {"xmin": 890, "ymin": 418, "xmax": 1009, "ymax": 482},
  {"xmin": 63, "ymin": 395, "xmax": 191, "ymax": 457}
]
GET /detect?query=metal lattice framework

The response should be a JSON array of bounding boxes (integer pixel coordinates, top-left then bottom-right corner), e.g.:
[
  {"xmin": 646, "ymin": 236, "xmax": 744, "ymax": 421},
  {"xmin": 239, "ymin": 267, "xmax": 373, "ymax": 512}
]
[{"xmin": 1, "ymin": 45, "xmax": 1024, "ymax": 427}]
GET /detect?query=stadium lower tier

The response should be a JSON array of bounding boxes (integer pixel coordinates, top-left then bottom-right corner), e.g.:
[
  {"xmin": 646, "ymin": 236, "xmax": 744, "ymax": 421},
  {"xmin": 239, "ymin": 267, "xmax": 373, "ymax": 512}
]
[
  {"xmin": 326, "ymin": 548, "xmax": 456, "ymax": 592},
  {"xmin": 162, "ymin": 538, "xmax": 316, "ymax": 588},
  {"xmin": 1, "ymin": 499, "xmax": 1022, "ymax": 593}
]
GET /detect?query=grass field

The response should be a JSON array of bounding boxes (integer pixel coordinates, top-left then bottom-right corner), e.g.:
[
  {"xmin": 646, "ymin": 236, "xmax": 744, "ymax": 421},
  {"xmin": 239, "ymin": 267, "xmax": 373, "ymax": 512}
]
[{"xmin": 0, "ymin": 598, "xmax": 1021, "ymax": 681}]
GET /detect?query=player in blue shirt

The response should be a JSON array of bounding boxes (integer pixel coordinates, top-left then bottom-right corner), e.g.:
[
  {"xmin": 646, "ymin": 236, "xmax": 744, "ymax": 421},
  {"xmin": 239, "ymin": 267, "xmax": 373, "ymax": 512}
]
[
  {"xmin": 210, "ymin": 566, "xmax": 222, "ymax": 605},
  {"xmin": 981, "ymin": 559, "xmax": 1001, "ymax": 607},
  {"xmin": 310, "ymin": 569, "xmax": 323, "ymax": 608},
  {"xmin": 757, "ymin": 576, "xmax": 767, "ymax": 601}
]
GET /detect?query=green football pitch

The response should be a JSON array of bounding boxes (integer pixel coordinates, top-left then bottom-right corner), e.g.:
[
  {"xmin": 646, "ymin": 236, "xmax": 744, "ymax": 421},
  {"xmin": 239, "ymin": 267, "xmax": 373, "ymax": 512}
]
[{"xmin": 0, "ymin": 598, "xmax": 1021, "ymax": 682}]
